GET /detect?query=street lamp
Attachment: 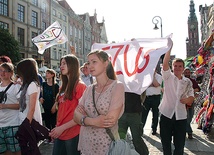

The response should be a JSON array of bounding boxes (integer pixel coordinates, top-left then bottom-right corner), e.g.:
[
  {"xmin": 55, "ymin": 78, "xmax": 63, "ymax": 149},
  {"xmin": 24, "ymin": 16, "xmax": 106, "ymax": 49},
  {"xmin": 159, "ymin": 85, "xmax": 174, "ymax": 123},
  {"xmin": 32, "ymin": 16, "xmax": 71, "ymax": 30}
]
[
  {"xmin": 152, "ymin": 16, "xmax": 163, "ymax": 37},
  {"xmin": 152, "ymin": 16, "xmax": 164, "ymax": 68}
]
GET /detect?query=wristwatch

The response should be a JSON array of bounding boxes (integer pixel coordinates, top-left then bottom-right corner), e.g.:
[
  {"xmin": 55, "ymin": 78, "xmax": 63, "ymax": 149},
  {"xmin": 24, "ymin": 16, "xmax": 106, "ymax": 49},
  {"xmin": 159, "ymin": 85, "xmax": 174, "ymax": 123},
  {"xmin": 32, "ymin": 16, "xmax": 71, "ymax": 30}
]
[{"xmin": 81, "ymin": 116, "xmax": 87, "ymax": 126}]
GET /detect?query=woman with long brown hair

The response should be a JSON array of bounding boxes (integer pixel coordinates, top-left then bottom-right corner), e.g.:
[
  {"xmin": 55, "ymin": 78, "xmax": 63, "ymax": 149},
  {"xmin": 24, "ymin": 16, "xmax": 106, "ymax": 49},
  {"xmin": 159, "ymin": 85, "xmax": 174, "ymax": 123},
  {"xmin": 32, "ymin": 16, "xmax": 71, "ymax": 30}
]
[
  {"xmin": 50, "ymin": 54, "xmax": 86, "ymax": 155},
  {"xmin": 74, "ymin": 50, "xmax": 125, "ymax": 155}
]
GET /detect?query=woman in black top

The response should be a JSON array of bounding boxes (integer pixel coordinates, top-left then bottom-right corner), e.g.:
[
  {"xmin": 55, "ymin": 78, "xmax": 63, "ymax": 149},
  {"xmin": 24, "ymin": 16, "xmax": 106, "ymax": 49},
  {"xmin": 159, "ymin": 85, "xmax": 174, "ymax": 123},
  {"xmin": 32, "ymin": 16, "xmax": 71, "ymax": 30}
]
[{"xmin": 40, "ymin": 69, "xmax": 59, "ymax": 143}]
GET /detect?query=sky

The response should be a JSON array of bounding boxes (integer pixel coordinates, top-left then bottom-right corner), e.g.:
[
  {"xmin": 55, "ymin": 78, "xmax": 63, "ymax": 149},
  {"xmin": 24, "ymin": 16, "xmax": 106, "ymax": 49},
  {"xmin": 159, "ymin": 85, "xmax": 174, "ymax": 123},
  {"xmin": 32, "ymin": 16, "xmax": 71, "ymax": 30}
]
[{"xmin": 66, "ymin": 0, "xmax": 213, "ymax": 59}]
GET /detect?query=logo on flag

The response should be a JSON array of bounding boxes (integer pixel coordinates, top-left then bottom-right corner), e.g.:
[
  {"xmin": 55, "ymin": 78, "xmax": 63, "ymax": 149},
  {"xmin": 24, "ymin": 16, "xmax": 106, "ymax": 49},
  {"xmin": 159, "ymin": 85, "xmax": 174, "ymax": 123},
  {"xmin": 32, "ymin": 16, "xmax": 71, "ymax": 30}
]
[{"xmin": 32, "ymin": 21, "xmax": 68, "ymax": 54}]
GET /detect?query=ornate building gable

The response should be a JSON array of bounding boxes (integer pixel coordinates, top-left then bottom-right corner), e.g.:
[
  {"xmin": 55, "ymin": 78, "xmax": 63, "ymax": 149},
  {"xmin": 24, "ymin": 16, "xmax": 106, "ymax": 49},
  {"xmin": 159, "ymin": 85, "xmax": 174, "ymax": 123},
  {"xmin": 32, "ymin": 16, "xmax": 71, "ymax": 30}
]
[{"xmin": 99, "ymin": 17, "xmax": 108, "ymax": 43}]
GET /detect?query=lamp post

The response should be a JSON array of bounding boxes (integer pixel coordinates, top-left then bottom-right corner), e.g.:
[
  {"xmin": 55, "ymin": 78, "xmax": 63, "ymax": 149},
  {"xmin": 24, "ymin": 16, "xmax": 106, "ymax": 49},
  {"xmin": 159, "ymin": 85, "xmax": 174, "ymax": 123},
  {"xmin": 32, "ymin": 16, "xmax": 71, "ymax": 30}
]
[
  {"xmin": 152, "ymin": 16, "xmax": 163, "ymax": 71},
  {"xmin": 152, "ymin": 16, "xmax": 163, "ymax": 37}
]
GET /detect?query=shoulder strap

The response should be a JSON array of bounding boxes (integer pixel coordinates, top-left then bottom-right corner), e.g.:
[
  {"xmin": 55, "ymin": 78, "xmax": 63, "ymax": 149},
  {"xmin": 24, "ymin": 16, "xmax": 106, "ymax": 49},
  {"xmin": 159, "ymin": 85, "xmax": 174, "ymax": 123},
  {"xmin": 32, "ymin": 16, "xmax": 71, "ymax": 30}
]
[
  {"xmin": 90, "ymin": 76, "xmax": 93, "ymax": 84},
  {"xmin": 4, "ymin": 82, "xmax": 13, "ymax": 92},
  {"xmin": 92, "ymin": 85, "xmax": 115, "ymax": 141},
  {"xmin": 92, "ymin": 85, "xmax": 99, "ymax": 115},
  {"xmin": 0, "ymin": 82, "xmax": 13, "ymax": 100}
]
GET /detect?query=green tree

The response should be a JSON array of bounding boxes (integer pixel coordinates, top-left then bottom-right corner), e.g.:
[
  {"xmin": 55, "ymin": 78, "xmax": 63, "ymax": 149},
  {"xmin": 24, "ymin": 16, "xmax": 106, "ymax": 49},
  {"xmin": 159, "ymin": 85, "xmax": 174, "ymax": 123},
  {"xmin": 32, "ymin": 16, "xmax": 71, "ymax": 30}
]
[{"xmin": 0, "ymin": 27, "xmax": 21, "ymax": 64}]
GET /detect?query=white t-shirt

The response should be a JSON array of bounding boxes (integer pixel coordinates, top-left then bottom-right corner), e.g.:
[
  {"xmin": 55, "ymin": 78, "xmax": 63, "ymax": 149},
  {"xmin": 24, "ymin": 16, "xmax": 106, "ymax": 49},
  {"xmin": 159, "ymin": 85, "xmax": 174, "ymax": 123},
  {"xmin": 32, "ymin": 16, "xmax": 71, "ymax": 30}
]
[
  {"xmin": 0, "ymin": 83, "xmax": 21, "ymax": 127},
  {"xmin": 146, "ymin": 73, "xmax": 162, "ymax": 96},
  {"xmin": 18, "ymin": 82, "xmax": 42, "ymax": 125}
]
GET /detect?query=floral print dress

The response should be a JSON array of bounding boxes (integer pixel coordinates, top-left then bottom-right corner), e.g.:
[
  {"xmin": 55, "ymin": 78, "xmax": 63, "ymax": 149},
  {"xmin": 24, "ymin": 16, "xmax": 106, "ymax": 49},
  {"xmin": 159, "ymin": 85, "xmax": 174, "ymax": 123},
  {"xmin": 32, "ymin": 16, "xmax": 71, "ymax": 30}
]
[{"xmin": 78, "ymin": 80, "xmax": 124, "ymax": 155}]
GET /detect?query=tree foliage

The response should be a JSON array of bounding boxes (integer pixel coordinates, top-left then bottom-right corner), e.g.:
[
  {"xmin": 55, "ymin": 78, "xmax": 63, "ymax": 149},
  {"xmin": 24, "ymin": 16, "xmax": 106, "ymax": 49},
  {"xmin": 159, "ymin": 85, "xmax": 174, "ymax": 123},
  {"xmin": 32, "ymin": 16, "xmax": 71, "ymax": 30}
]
[{"xmin": 0, "ymin": 27, "xmax": 21, "ymax": 64}]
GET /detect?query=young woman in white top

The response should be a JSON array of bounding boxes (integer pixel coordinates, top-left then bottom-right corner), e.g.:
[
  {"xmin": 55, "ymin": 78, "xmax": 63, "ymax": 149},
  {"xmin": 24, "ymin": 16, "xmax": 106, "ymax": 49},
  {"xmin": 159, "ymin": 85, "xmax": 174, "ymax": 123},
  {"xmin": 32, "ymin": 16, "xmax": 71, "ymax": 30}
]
[
  {"xmin": 0, "ymin": 62, "xmax": 21, "ymax": 155},
  {"xmin": 16, "ymin": 58, "xmax": 42, "ymax": 125}
]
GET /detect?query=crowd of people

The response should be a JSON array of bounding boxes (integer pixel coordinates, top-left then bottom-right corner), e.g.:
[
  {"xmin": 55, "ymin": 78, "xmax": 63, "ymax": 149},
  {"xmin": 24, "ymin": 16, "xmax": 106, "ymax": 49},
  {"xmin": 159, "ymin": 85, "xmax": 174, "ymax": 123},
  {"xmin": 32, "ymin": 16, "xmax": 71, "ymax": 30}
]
[{"xmin": 0, "ymin": 38, "xmax": 209, "ymax": 155}]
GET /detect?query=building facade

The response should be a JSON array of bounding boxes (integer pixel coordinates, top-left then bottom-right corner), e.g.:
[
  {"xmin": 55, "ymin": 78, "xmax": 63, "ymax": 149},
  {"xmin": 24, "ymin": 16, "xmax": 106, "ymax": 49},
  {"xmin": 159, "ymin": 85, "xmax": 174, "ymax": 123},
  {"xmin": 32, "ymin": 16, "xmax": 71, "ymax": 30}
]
[
  {"xmin": 199, "ymin": 3, "xmax": 214, "ymax": 43},
  {"xmin": 0, "ymin": 0, "xmax": 51, "ymax": 66},
  {"xmin": 0, "ymin": 0, "xmax": 108, "ymax": 69}
]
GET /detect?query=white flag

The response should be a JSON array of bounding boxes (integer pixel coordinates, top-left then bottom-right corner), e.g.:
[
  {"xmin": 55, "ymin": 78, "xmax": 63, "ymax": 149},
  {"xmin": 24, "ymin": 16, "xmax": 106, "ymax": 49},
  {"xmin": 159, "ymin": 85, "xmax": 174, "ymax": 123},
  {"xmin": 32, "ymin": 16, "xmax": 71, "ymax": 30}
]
[
  {"xmin": 32, "ymin": 21, "xmax": 68, "ymax": 54},
  {"xmin": 92, "ymin": 35, "xmax": 173, "ymax": 95}
]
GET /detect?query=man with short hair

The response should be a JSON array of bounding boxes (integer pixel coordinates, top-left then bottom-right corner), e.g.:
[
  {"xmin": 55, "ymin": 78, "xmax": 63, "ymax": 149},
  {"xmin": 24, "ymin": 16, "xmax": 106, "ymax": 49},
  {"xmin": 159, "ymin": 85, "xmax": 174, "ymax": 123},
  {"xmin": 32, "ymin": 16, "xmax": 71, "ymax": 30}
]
[
  {"xmin": 80, "ymin": 62, "xmax": 94, "ymax": 86},
  {"xmin": 159, "ymin": 39, "xmax": 194, "ymax": 155}
]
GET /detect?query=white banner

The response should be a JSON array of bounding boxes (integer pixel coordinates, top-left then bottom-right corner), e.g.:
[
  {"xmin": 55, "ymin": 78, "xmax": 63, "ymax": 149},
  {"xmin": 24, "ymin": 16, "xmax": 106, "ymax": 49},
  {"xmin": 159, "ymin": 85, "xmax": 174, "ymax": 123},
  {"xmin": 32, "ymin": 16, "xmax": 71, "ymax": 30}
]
[
  {"xmin": 32, "ymin": 21, "xmax": 68, "ymax": 54},
  {"xmin": 92, "ymin": 36, "xmax": 173, "ymax": 95}
]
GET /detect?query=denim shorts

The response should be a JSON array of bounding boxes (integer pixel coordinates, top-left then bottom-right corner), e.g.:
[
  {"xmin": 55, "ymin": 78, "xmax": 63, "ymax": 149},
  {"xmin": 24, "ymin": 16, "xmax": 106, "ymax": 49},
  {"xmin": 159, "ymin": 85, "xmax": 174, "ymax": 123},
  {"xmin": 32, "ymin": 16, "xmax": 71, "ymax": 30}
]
[{"xmin": 0, "ymin": 126, "xmax": 20, "ymax": 153}]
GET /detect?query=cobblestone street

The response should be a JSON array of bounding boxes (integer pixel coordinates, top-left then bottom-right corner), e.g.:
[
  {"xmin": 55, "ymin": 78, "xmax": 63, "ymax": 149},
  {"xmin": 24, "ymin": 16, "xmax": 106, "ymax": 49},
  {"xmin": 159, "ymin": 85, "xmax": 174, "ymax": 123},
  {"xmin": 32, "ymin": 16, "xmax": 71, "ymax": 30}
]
[{"xmin": 39, "ymin": 111, "xmax": 214, "ymax": 155}]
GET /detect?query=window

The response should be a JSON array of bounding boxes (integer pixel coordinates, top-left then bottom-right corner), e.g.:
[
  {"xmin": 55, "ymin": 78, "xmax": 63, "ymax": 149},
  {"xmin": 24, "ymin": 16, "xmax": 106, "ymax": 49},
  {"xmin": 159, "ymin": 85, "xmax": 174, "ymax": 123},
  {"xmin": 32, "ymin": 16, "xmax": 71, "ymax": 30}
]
[
  {"xmin": 32, "ymin": 0, "xmax": 38, "ymax": 6},
  {"xmin": 52, "ymin": 9, "xmax": 56, "ymax": 16},
  {"xmin": 62, "ymin": 15, "xmax": 66, "ymax": 21},
  {"xmin": 42, "ymin": 22, "xmax": 46, "ymax": 30},
  {"xmin": 69, "ymin": 25, "xmax": 72, "ymax": 35},
  {"xmin": 75, "ymin": 28, "xmax": 78, "ymax": 37},
  {"xmin": 63, "ymin": 51, "xmax": 67, "ymax": 56},
  {"xmin": 79, "ymin": 30, "xmax": 81, "ymax": 39},
  {"xmin": 75, "ymin": 43, "xmax": 77, "ymax": 53},
  {"xmin": 17, "ymin": 27, "xmax": 25, "ymax": 46},
  {"xmin": 63, "ymin": 42, "xmax": 66, "ymax": 49},
  {"xmin": 63, "ymin": 25, "xmax": 66, "ymax": 34},
  {"xmin": 0, "ymin": 0, "xmax": 8, "ymax": 16},
  {"xmin": 0, "ymin": 21, "xmax": 8, "ymax": 29},
  {"xmin": 59, "ymin": 52, "xmax": 62, "ymax": 59},
  {"xmin": 32, "ymin": 32, "xmax": 38, "ymax": 49},
  {"xmin": 41, "ymin": 2, "xmax": 46, "ymax": 12},
  {"xmin": 73, "ymin": 27, "xmax": 76, "ymax": 37},
  {"xmin": 18, "ymin": 4, "xmax": 25, "ymax": 22},
  {"xmin": 53, "ymin": 50, "xmax": 57, "ymax": 59},
  {"xmin": 58, "ymin": 12, "xmax": 61, "ymax": 19},
  {"xmin": 31, "ymin": 11, "xmax": 38, "ymax": 27},
  {"xmin": 32, "ymin": 32, "xmax": 37, "ymax": 38}
]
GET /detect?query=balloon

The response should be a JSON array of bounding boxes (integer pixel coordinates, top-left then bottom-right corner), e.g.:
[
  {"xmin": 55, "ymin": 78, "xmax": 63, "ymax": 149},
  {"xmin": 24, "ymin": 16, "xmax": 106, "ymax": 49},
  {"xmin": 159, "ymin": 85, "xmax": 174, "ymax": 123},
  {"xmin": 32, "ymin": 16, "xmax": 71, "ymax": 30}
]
[{"xmin": 198, "ymin": 55, "xmax": 203, "ymax": 64}]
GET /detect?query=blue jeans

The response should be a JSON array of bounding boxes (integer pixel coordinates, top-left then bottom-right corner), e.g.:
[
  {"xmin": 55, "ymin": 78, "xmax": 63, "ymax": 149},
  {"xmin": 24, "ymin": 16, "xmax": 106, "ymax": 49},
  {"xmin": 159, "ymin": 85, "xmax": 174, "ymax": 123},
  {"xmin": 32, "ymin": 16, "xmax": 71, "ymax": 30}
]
[
  {"xmin": 52, "ymin": 135, "xmax": 80, "ymax": 155},
  {"xmin": 118, "ymin": 113, "xmax": 149, "ymax": 155},
  {"xmin": 160, "ymin": 114, "xmax": 187, "ymax": 155}
]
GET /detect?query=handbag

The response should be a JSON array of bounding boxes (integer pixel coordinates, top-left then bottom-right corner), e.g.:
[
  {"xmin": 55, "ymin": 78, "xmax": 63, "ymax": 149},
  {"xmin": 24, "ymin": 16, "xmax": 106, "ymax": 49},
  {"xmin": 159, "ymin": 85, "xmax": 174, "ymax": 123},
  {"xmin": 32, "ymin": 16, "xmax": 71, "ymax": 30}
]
[
  {"xmin": 92, "ymin": 85, "xmax": 139, "ymax": 155},
  {"xmin": 0, "ymin": 82, "xmax": 13, "ymax": 103}
]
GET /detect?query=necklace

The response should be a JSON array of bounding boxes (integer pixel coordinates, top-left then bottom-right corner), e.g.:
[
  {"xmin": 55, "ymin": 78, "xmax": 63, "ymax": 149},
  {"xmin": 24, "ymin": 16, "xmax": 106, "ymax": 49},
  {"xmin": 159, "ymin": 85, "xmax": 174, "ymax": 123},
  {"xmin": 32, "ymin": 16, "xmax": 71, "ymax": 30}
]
[{"xmin": 95, "ymin": 78, "xmax": 109, "ymax": 105}]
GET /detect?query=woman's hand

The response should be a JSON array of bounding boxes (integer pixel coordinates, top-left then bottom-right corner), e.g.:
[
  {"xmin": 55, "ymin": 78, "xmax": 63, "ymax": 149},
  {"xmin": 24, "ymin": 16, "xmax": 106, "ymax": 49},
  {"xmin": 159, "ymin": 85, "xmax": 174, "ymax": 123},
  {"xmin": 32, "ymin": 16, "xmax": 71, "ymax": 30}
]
[
  {"xmin": 49, "ymin": 126, "xmax": 65, "ymax": 139},
  {"xmin": 51, "ymin": 102, "xmax": 58, "ymax": 114},
  {"xmin": 39, "ymin": 98, "xmax": 44, "ymax": 104},
  {"xmin": 95, "ymin": 115, "xmax": 116, "ymax": 128}
]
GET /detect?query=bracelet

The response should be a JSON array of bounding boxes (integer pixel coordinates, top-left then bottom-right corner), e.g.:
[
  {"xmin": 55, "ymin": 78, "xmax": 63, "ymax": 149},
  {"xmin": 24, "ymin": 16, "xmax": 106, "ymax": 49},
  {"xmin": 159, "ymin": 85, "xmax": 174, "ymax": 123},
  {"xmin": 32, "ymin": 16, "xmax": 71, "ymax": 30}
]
[{"xmin": 80, "ymin": 116, "xmax": 87, "ymax": 126}]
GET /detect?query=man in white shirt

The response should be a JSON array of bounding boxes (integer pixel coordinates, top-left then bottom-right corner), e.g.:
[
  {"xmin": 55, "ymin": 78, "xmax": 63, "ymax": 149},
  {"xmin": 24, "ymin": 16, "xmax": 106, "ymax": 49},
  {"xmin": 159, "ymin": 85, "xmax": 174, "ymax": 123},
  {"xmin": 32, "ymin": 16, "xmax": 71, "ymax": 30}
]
[
  {"xmin": 159, "ymin": 39, "xmax": 194, "ymax": 155},
  {"xmin": 141, "ymin": 70, "xmax": 162, "ymax": 135},
  {"xmin": 80, "ymin": 62, "xmax": 94, "ymax": 86}
]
